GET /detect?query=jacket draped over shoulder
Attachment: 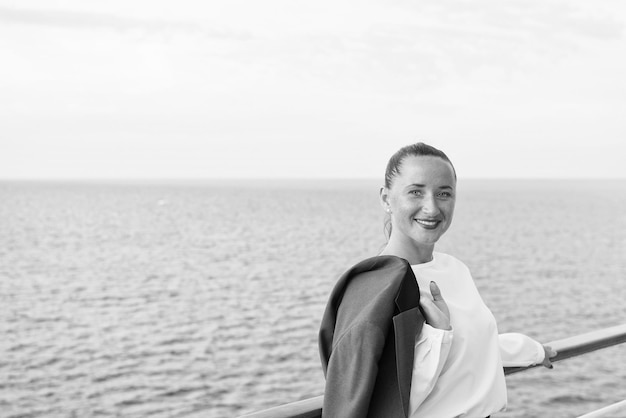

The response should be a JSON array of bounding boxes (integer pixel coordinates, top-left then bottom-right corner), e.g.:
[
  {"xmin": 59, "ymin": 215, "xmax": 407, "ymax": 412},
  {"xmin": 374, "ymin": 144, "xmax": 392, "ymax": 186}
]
[{"xmin": 319, "ymin": 256, "xmax": 425, "ymax": 418}]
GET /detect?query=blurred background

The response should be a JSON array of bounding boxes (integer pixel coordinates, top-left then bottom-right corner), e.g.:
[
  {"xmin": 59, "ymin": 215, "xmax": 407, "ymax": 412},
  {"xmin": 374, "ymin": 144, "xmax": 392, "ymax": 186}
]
[{"xmin": 1, "ymin": 0, "xmax": 625, "ymax": 180}]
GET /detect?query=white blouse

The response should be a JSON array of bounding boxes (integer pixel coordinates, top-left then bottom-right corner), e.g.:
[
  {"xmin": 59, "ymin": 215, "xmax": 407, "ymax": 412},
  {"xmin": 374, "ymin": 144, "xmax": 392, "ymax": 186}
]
[{"xmin": 408, "ymin": 252, "xmax": 545, "ymax": 418}]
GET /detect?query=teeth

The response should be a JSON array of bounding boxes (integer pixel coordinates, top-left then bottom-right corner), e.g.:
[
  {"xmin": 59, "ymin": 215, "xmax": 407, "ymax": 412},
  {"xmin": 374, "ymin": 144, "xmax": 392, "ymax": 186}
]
[{"xmin": 416, "ymin": 219, "xmax": 438, "ymax": 226}]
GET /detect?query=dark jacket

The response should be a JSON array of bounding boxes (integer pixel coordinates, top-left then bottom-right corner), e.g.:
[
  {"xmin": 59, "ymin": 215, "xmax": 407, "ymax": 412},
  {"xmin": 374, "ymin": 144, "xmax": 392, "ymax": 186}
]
[{"xmin": 319, "ymin": 256, "xmax": 425, "ymax": 418}]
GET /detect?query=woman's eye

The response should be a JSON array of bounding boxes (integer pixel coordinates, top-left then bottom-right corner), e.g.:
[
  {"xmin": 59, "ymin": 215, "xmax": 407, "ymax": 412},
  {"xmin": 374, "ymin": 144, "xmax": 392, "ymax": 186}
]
[
  {"xmin": 409, "ymin": 190, "xmax": 423, "ymax": 196},
  {"xmin": 438, "ymin": 192, "xmax": 453, "ymax": 198}
]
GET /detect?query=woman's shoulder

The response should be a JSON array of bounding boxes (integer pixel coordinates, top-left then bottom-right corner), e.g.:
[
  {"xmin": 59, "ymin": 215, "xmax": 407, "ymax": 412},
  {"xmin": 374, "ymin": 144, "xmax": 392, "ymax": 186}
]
[
  {"xmin": 349, "ymin": 254, "xmax": 410, "ymax": 272},
  {"xmin": 334, "ymin": 255, "xmax": 413, "ymax": 291},
  {"xmin": 434, "ymin": 252, "xmax": 471, "ymax": 271}
]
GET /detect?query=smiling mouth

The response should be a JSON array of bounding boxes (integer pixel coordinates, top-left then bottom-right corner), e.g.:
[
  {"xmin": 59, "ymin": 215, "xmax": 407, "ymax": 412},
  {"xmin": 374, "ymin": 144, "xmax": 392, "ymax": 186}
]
[{"xmin": 415, "ymin": 219, "xmax": 441, "ymax": 229}]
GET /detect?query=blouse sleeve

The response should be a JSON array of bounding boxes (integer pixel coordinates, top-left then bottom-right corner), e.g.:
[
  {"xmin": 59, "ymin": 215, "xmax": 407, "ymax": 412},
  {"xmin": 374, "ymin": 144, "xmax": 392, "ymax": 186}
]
[
  {"xmin": 498, "ymin": 333, "xmax": 545, "ymax": 367},
  {"xmin": 408, "ymin": 323, "xmax": 454, "ymax": 414}
]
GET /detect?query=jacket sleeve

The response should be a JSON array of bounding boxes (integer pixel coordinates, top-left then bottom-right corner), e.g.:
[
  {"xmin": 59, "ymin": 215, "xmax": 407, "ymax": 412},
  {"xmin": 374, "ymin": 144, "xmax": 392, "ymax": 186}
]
[
  {"xmin": 498, "ymin": 333, "xmax": 545, "ymax": 367},
  {"xmin": 322, "ymin": 321, "xmax": 386, "ymax": 418}
]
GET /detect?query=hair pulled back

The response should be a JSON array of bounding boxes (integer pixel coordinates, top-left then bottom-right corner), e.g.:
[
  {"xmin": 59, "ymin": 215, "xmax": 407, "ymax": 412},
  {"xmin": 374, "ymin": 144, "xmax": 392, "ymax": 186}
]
[{"xmin": 384, "ymin": 142, "xmax": 456, "ymax": 189}]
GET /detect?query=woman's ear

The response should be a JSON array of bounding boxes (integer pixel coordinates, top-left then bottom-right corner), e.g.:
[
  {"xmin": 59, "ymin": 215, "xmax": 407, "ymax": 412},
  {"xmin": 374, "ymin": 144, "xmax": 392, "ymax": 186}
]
[{"xmin": 379, "ymin": 187, "xmax": 391, "ymax": 213}]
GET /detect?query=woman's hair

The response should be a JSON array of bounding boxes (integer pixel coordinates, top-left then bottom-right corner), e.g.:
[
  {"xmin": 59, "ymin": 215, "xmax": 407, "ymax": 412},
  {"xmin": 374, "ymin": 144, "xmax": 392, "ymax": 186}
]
[
  {"xmin": 382, "ymin": 142, "xmax": 456, "ymax": 240},
  {"xmin": 384, "ymin": 142, "xmax": 456, "ymax": 189}
]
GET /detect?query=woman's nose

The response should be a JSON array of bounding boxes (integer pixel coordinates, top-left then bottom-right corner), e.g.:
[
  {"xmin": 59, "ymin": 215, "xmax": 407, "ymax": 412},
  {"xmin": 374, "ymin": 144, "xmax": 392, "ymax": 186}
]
[{"xmin": 421, "ymin": 195, "xmax": 439, "ymax": 215}]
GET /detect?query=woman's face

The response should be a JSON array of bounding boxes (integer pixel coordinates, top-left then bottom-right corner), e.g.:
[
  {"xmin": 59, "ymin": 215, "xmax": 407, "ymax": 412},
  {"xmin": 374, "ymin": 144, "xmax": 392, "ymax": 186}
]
[{"xmin": 382, "ymin": 155, "xmax": 456, "ymax": 250}]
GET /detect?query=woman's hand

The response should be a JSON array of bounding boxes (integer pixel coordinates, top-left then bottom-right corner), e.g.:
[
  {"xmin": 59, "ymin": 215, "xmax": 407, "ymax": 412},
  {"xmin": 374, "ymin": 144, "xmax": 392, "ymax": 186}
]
[
  {"xmin": 420, "ymin": 281, "xmax": 451, "ymax": 330},
  {"xmin": 541, "ymin": 345, "xmax": 558, "ymax": 369}
]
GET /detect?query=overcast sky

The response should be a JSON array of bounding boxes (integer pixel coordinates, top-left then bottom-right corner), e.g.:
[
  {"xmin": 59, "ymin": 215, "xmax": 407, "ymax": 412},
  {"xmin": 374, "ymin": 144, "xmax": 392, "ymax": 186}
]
[{"xmin": 1, "ymin": 0, "xmax": 625, "ymax": 179}]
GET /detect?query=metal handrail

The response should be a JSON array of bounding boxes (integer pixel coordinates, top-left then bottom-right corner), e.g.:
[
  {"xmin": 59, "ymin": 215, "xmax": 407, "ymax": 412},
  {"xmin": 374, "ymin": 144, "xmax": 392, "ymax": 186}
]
[
  {"xmin": 577, "ymin": 399, "xmax": 626, "ymax": 418},
  {"xmin": 239, "ymin": 323, "xmax": 626, "ymax": 418},
  {"xmin": 504, "ymin": 323, "xmax": 626, "ymax": 374}
]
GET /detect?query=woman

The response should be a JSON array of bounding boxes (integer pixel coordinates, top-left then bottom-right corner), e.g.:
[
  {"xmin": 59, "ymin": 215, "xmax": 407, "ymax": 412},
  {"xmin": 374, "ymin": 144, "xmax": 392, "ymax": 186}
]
[{"xmin": 319, "ymin": 143, "xmax": 556, "ymax": 417}]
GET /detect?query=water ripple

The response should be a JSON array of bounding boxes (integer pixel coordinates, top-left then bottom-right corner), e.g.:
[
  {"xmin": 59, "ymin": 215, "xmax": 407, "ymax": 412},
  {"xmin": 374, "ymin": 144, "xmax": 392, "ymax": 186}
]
[{"xmin": 1, "ymin": 180, "xmax": 625, "ymax": 418}]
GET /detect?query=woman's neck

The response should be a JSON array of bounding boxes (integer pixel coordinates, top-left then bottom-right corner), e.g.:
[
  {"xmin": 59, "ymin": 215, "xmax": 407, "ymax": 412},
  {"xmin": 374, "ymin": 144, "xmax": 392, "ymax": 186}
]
[{"xmin": 379, "ymin": 239, "xmax": 434, "ymax": 265}]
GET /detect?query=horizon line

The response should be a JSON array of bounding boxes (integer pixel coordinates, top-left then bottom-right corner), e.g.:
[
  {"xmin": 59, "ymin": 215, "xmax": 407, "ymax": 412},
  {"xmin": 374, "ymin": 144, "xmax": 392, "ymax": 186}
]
[{"xmin": 1, "ymin": 176, "xmax": 625, "ymax": 183}]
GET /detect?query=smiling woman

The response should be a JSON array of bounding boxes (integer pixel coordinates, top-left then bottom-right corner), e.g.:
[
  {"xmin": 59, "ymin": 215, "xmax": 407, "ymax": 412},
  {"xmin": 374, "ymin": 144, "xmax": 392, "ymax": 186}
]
[
  {"xmin": 379, "ymin": 144, "xmax": 457, "ymax": 264},
  {"xmin": 318, "ymin": 142, "xmax": 556, "ymax": 418}
]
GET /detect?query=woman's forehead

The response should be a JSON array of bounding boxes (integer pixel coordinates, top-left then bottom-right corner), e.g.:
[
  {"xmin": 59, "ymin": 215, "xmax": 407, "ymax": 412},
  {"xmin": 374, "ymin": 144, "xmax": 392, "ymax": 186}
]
[{"xmin": 396, "ymin": 155, "xmax": 456, "ymax": 183}]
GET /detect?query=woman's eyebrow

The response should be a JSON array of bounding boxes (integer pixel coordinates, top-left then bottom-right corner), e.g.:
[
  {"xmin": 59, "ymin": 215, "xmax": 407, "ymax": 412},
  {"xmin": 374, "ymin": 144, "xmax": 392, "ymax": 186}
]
[{"xmin": 406, "ymin": 184, "xmax": 454, "ymax": 189}]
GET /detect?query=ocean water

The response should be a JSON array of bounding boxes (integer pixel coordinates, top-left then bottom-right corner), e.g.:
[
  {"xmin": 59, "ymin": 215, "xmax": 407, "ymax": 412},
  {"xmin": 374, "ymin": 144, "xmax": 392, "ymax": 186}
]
[{"xmin": 1, "ymin": 179, "xmax": 625, "ymax": 418}]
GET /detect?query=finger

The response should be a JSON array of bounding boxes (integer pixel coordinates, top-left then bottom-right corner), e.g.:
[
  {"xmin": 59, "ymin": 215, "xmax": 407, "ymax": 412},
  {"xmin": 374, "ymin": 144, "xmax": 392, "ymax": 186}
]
[
  {"xmin": 542, "ymin": 345, "xmax": 556, "ymax": 369},
  {"xmin": 420, "ymin": 297, "xmax": 438, "ymax": 320},
  {"xmin": 420, "ymin": 296, "xmax": 451, "ymax": 330},
  {"xmin": 429, "ymin": 281, "xmax": 449, "ymax": 314},
  {"xmin": 542, "ymin": 356, "xmax": 552, "ymax": 368},
  {"xmin": 545, "ymin": 345, "xmax": 558, "ymax": 358},
  {"xmin": 430, "ymin": 281, "xmax": 443, "ymax": 301},
  {"xmin": 420, "ymin": 296, "xmax": 436, "ymax": 315}
]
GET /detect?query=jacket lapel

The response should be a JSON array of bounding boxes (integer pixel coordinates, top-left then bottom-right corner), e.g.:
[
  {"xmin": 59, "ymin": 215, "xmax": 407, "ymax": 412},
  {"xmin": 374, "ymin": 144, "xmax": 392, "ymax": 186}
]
[
  {"xmin": 393, "ymin": 308, "xmax": 423, "ymax": 417},
  {"xmin": 393, "ymin": 268, "xmax": 424, "ymax": 417}
]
